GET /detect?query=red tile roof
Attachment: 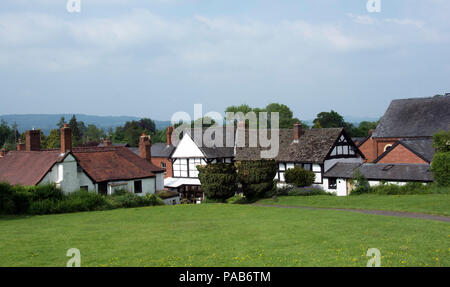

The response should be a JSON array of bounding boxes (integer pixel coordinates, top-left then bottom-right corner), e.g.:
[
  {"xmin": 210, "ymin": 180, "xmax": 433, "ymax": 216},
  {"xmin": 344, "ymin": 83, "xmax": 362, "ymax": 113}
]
[
  {"xmin": 72, "ymin": 146, "xmax": 164, "ymax": 183},
  {"xmin": 0, "ymin": 150, "xmax": 65, "ymax": 185},
  {"xmin": 0, "ymin": 146, "xmax": 164, "ymax": 186}
]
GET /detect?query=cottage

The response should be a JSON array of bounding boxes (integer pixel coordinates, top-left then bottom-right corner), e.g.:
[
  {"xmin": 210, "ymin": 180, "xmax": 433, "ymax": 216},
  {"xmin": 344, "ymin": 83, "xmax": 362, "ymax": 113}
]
[
  {"xmin": 235, "ymin": 123, "xmax": 365, "ymax": 190},
  {"xmin": 164, "ymin": 127, "xmax": 235, "ymax": 203},
  {"xmin": 359, "ymin": 95, "xmax": 450, "ymax": 162},
  {"xmin": 323, "ymin": 162, "xmax": 433, "ymax": 196},
  {"xmin": 0, "ymin": 125, "xmax": 164, "ymax": 195}
]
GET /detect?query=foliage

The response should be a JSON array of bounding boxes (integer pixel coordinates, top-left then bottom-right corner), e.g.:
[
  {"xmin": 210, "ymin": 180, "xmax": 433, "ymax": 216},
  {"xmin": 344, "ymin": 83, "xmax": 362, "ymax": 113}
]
[
  {"xmin": 312, "ymin": 110, "xmax": 378, "ymax": 137},
  {"xmin": 198, "ymin": 163, "xmax": 237, "ymax": 200},
  {"xmin": 0, "ymin": 120, "xmax": 19, "ymax": 150},
  {"xmin": 350, "ymin": 182, "xmax": 449, "ymax": 196},
  {"xmin": 432, "ymin": 130, "xmax": 450, "ymax": 153},
  {"xmin": 284, "ymin": 166, "xmax": 316, "ymax": 187},
  {"xmin": 0, "ymin": 182, "xmax": 163, "ymax": 215},
  {"xmin": 286, "ymin": 187, "xmax": 332, "ymax": 196},
  {"xmin": 350, "ymin": 169, "xmax": 371, "ymax": 195},
  {"xmin": 225, "ymin": 103, "xmax": 306, "ymax": 129},
  {"xmin": 226, "ymin": 194, "xmax": 249, "ymax": 204},
  {"xmin": 237, "ymin": 160, "xmax": 278, "ymax": 199},
  {"xmin": 431, "ymin": 152, "xmax": 450, "ymax": 186}
]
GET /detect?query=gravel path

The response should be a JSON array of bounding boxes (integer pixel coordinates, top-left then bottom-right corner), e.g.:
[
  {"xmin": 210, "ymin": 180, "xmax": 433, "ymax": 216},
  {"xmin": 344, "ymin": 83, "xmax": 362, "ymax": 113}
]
[{"xmin": 253, "ymin": 204, "xmax": 450, "ymax": 223}]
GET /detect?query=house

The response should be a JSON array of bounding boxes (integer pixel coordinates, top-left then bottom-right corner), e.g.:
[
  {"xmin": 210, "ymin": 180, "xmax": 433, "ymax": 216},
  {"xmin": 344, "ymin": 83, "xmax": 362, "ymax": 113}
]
[
  {"xmin": 129, "ymin": 127, "xmax": 175, "ymax": 179},
  {"xmin": 235, "ymin": 123, "xmax": 365, "ymax": 189},
  {"xmin": 373, "ymin": 138, "xmax": 434, "ymax": 164},
  {"xmin": 0, "ymin": 125, "xmax": 164, "ymax": 195},
  {"xmin": 164, "ymin": 127, "xmax": 235, "ymax": 203},
  {"xmin": 323, "ymin": 162, "xmax": 433, "ymax": 196},
  {"xmin": 359, "ymin": 95, "xmax": 450, "ymax": 162}
]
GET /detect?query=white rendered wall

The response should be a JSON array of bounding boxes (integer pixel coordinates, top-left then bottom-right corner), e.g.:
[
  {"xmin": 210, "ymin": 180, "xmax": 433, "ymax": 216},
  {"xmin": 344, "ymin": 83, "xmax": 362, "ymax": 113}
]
[{"xmin": 171, "ymin": 134, "xmax": 205, "ymax": 158}]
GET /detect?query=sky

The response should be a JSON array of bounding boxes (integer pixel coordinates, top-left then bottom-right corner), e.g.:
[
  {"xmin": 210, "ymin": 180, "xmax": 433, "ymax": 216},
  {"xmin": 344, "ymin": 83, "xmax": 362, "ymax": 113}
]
[{"xmin": 0, "ymin": 0, "xmax": 449, "ymax": 121}]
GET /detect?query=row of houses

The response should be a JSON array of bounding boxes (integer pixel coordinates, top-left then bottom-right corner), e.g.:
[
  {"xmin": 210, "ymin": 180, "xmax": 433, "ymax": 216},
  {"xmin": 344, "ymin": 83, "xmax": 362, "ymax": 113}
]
[{"xmin": 0, "ymin": 95, "xmax": 448, "ymax": 201}]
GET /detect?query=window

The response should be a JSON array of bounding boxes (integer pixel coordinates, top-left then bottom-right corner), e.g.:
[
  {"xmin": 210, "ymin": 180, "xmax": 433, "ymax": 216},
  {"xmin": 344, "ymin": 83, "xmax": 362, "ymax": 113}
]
[
  {"xmin": 328, "ymin": 178, "xmax": 337, "ymax": 190},
  {"xmin": 384, "ymin": 144, "xmax": 393, "ymax": 152},
  {"xmin": 134, "ymin": 180, "xmax": 142, "ymax": 194},
  {"xmin": 189, "ymin": 158, "xmax": 202, "ymax": 178},
  {"xmin": 161, "ymin": 162, "xmax": 167, "ymax": 174},
  {"xmin": 80, "ymin": 186, "xmax": 88, "ymax": 191}
]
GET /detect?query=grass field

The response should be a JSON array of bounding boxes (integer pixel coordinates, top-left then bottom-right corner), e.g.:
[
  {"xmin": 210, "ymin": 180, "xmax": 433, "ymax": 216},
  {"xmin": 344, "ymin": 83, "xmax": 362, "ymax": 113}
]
[
  {"xmin": 257, "ymin": 194, "xmax": 450, "ymax": 216},
  {"xmin": 0, "ymin": 204, "xmax": 448, "ymax": 267}
]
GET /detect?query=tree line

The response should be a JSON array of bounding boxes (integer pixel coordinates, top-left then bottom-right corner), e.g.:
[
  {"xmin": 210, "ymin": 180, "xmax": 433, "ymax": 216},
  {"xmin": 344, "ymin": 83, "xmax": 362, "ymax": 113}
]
[{"xmin": 0, "ymin": 104, "xmax": 378, "ymax": 150}]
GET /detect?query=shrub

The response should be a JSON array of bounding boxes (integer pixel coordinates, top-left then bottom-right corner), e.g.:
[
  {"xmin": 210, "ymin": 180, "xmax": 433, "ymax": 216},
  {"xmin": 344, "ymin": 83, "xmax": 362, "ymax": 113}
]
[
  {"xmin": 284, "ymin": 166, "xmax": 315, "ymax": 187},
  {"xmin": 287, "ymin": 187, "xmax": 331, "ymax": 196},
  {"xmin": 12, "ymin": 191, "xmax": 33, "ymax": 214},
  {"xmin": 237, "ymin": 160, "xmax": 278, "ymax": 199},
  {"xmin": 431, "ymin": 152, "xmax": 450, "ymax": 186},
  {"xmin": 198, "ymin": 163, "xmax": 237, "ymax": 200},
  {"xmin": 24, "ymin": 184, "xmax": 64, "ymax": 201},
  {"xmin": 350, "ymin": 169, "xmax": 371, "ymax": 195},
  {"xmin": 29, "ymin": 199, "xmax": 58, "ymax": 215},
  {"xmin": 226, "ymin": 194, "xmax": 248, "ymax": 204},
  {"xmin": 143, "ymin": 194, "xmax": 165, "ymax": 206},
  {"xmin": 0, "ymin": 182, "xmax": 15, "ymax": 214},
  {"xmin": 432, "ymin": 130, "xmax": 450, "ymax": 152}
]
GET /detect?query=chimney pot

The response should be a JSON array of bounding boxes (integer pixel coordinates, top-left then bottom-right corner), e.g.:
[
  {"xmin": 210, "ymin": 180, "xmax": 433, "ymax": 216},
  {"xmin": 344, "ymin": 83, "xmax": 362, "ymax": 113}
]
[
  {"xmin": 16, "ymin": 139, "xmax": 26, "ymax": 151},
  {"xmin": 368, "ymin": 129, "xmax": 374, "ymax": 137},
  {"xmin": 60, "ymin": 125, "xmax": 72, "ymax": 154},
  {"xmin": 293, "ymin": 122, "xmax": 303, "ymax": 141},
  {"xmin": 139, "ymin": 134, "xmax": 152, "ymax": 162},
  {"xmin": 103, "ymin": 138, "xmax": 112, "ymax": 147},
  {"xmin": 25, "ymin": 130, "xmax": 41, "ymax": 151}
]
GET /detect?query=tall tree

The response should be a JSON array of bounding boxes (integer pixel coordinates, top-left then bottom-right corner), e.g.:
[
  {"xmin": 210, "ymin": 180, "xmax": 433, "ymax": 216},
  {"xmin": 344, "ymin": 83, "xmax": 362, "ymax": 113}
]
[{"xmin": 313, "ymin": 110, "xmax": 346, "ymax": 128}]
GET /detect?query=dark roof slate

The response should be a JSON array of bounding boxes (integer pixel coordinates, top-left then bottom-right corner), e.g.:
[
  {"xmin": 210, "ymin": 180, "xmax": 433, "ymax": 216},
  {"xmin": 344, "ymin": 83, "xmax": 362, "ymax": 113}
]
[
  {"xmin": 324, "ymin": 162, "xmax": 433, "ymax": 182},
  {"xmin": 183, "ymin": 127, "xmax": 236, "ymax": 158},
  {"xmin": 235, "ymin": 128, "xmax": 345, "ymax": 163},
  {"xmin": 128, "ymin": 143, "xmax": 175, "ymax": 158},
  {"xmin": 373, "ymin": 96, "xmax": 450, "ymax": 138}
]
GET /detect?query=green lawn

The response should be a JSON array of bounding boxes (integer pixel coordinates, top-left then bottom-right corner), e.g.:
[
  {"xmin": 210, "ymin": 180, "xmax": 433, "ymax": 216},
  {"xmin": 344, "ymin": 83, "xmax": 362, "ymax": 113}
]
[
  {"xmin": 257, "ymin": 194, "xmax": 450, "ymax": 216},
  {"xmin": 0, "ymin": 204, "xmax": 448, "ymax": 267}
]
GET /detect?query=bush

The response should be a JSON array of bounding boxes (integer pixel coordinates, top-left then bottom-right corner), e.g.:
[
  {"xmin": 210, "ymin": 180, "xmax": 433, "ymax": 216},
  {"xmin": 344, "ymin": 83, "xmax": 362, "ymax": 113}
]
[
  {"xmin": 237, "ymin": 160, "xmax": 278, "ymax": 199},
  {"xmin": 350, "ymin": 169, "xmax": 371, "ymax": 195},
  {"xmin": 431, "ymin": 152, "xmax": 450, "ymax": 186},
  {"xmin": 12, "ymin": 191, "xmax": 33, "ymax": 214},
  {"xmin": 287, "ymin": 187, "xmax": 331, "ymax": 196},
  {"xmin": 198, "ymin": 163, "xmax": 237, "ymax": 200},
  {"xmin": 29, "ymin": 199, "xmax": 58, "ymax": 215},
  {"xmin": 284, "ymin": 166, "xmax": 315, "ymax": 187},
  {"xmin": 0, "ymin": 182, "xmax": 15, "ymax": 214},
  {"xmin": 107, "ymin": 192, "xmax": 164, "ymax": 209},
  {"xmin": 226, "ymin": 194, "xmax": 249, "ymax": 204},
  {"xmin": 23, "ymin": 184, "xmax": 64, "ymax": 201}
]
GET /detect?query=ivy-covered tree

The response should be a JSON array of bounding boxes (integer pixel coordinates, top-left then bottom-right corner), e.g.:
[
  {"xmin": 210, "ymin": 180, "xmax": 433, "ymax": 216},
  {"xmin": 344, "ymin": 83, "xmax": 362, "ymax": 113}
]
[
  {"xmin": 236, "ymin": 160, "xmax": 278, "ymax": 199},
  {"xmin": 197, "ymin": 163, "xmax": 237, "ymax": 200}
]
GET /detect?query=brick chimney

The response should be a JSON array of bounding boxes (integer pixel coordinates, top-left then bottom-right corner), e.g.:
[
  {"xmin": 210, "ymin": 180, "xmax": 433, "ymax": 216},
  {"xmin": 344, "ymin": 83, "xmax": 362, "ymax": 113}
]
[
  {"xmin": 60, "ymin": 124, "xmax": 72, "ymax": 154},
  {"xmin": 26, "ymin": 130, "xmax": 41, "ymax": 151},
  {"xmin": 166, "ymin": 126, "xmax": 174, "ymax": 146},
  {"xmin": 103, "ymin": 138, "xmax": 112, "ymax": 147},
  {"xmin": 368, "ymin": 129, "xmax": 374, "ymax": 137},
  {"xmin": 139, "ymin": 133, "xmax": 152, "ymax": 162},
  {"xmin": 0, "ymin": 148, "xmax": 6, "ymax": 157},
  {"xmin": 293, "ymin": 122, "xmax": 304, "ymax": 142},
  {"xmin": 16, "ymin": 139, "xmax": 26, "ymax": 151},
  {"xmin": 237, "ymin": 120, "xmax": 246, "ymax": 130}
]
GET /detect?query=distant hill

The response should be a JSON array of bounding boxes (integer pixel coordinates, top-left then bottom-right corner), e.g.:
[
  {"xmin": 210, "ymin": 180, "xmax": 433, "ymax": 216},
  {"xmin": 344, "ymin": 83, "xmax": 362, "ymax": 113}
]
[
  {"xmin": 302, "ymin": 116, "xmax": 379, "ymax": 127},
  {"xmin": 0, "ymin": 114, "xmax": 172, "ymax": 135}
]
